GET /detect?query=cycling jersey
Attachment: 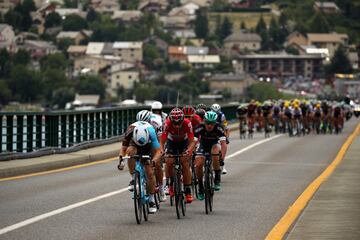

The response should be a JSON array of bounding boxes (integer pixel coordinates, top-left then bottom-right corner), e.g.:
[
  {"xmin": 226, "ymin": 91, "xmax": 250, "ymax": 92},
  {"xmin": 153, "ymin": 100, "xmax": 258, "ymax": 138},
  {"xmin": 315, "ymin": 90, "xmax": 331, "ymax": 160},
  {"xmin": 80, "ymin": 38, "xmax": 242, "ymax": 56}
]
[
  {"xmin": 216, "ymin": 111, "xmax": 228, "ymax": 129},
  {"xmin": 161, "ymin": 118, "xmax": 194, "ymax": 142},
  {"xmin": 273, "ymin": 106, "xmax": 281, "ymax": 116},
  {"xmin": 314, "ymin": 108, "xmax": 322, "ymax": 118},
  {"xmin": 190, "ymin": 114, "xmax": 202, "ymax": 129},
  {"xmin": 247, "ymin": 104, "xmax": 256, "ymax": 117},
  {"xmin": 293, "ymin": 108, "xmax": 302, "ymax": 118},
  {"xmin": 284, "ymin": 107, "xmax": 293, "ymax": 118},
  {"xmin": 194, "ymin": 123, "xmax": 226, "ymax": 152},
  {"xmin": 150, "ymin": 114, "xmax": 163, "ymax": 136},
  {"xmin": 236, "ymin": 108, "xmax": 247, "ymax": 117},
  {"xmin": 262, "ymin": 105, "xmax": 272, "ymax": 117},
  {"xmin": 123, "ymin": 121, "xmax": 160, "ymax": 149}
]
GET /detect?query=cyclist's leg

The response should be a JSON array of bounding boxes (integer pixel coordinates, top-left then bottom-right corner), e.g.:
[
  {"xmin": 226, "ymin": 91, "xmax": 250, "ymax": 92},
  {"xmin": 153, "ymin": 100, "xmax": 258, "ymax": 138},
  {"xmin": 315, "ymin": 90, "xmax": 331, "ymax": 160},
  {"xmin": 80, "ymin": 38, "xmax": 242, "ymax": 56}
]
[
  {"xmin": 179, "ymin": 141, "xmax": 193, "ymax": 202},
  {"xmin": 211, "ymin": 144, "xmax": 222, "ymax": 189},
  {"xmin": 126, "ymin": 146, "xmax": 137, "ymax": 175},
  {"xmin": 165, "ymin": 140, "xmax": 175, "ymax": 196}
]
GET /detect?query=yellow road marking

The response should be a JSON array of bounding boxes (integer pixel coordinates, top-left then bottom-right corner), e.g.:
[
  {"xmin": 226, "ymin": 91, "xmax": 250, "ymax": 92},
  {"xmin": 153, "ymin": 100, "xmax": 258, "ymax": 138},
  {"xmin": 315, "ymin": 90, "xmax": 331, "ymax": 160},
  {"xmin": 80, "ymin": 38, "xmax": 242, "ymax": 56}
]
[
  {"xmin": 265, "ymin": 122, "xmax": 360, "ymax": 240},
  {"xmin": 0, "ymin": 157, "xmax": 118, "ymax": 182}
]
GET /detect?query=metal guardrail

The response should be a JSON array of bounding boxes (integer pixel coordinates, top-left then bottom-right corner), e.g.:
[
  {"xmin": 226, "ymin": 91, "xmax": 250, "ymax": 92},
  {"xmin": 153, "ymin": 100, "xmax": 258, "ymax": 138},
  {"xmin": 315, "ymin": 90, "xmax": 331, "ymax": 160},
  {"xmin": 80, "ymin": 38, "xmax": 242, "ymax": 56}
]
[{"xmin": 0, "ymin": 105, "xmax": 238, "ymax": 158}]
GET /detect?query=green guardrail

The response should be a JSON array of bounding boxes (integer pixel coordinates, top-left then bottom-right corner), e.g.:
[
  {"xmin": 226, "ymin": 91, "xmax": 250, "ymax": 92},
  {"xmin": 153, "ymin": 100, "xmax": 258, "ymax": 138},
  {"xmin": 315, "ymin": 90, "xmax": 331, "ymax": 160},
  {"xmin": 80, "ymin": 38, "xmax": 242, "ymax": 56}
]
[{"xmin": 0, "ymin": 105, "xmax": 238, "ymax": 155}]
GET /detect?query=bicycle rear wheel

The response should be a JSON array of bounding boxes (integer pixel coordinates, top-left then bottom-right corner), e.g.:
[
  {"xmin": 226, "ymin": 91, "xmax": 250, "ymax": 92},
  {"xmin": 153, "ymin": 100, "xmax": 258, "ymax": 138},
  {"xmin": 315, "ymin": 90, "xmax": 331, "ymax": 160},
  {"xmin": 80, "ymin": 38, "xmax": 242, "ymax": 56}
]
[
  {"xmin": 133, "ymin": 172, "xmax": 142, "ymax": 224},
  {"xmin": 204, "ymin": 167, "xmax": 213, "ymax": 214},
  {"xmin": 174, "ymin": 172, "xmax": 182, "ymax": 219},
  {"xmin": 154, "ymin": 189, "xmax": 160, "ymax": 210}
]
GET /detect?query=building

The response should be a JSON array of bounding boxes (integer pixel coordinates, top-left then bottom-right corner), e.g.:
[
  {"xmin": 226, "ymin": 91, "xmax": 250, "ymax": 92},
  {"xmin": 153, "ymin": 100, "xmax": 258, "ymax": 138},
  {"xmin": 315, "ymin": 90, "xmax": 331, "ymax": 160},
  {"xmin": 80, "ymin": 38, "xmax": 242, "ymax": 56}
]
[
  {"xmin": 73, "ymin": 55, "xmax": 122, "ymax": 75},
  {"xmin": 138, "ymin": 0, "xmax": 168, "ymax": 13},
  {"xmin": 86, "ymin": 42, "xmax": 105, "ymax": 55},
  {"xmin": 0, "ymin": 0, "xmax": 19, "ymax": 14},
  {"xmin": 284, "ymin": 31, "xmax": 308, "ymax": 48},
  {"xmin": 187, "ymin": 55, "xmax": 220, "ymax": 69},
  {"xmin": 306, "ymin": 33, "xmax": 348, "ymax": 58},
  {"xmin": 168, "ymin": 46, "xmax": 209, "ymax": 63},
  {"xmin": 17, "ymin": 40, "xmax": 58, "ymax": 59},
  {"xmin": 223, "ymin": 32, "xmax": 261, "ymax": 55},
  {"xmin": 228, "ymin": 0, "xmax": 256, "ymax": 9},
  {"xmin": 233, "ymin": 53, "xmax": 324, "ymax": 79},
  {"xmin": 56, "ymin": 31, "xmax": 88, "ymax": 45},
  {"xmin": 112, "ymin": 42, "xmax": 143, "ymax": 63},
  {"xmin": 91, "ymin": 0, "xmax": 119, "ymax": 14},
  {"xmin": 111, "ymin": 10, "xmax": 143, "ymax": 23},
  {"xmin": 313, "ymin": 1, "xmax": 340, "ymax": 14},
  {"xmin": 180, "ymin": 0, "xmax": 210, "ymax": 7},
  {"xmin": 209, "ymin": 73, "xmax": 256, "ymax": 97},
  {"xmin": 0, "ymin": 24, "xmax": 15, "ymax": 50},
  {"xmin": 107, "ymin": 68, "xmax": 140, "ymax": 96},
  {"xmin": 67, "ymin": 45, "xmax": 87, "ymax": 60},
  {"xmin": 55, "ymin": 8, "xmax": 87, "ymax": 18},
  {"xmin": 334, "ymin": 74, "xmax": 360, "ymax": 99}
]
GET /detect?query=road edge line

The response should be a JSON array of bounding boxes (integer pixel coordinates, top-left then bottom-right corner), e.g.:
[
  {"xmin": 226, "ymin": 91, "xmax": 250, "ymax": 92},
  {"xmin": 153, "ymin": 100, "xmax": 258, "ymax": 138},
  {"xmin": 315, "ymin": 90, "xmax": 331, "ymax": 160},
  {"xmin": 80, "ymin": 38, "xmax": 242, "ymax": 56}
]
[{"xmin": 264, "ymin": 122, "xmax": 360, "ymax": 240}]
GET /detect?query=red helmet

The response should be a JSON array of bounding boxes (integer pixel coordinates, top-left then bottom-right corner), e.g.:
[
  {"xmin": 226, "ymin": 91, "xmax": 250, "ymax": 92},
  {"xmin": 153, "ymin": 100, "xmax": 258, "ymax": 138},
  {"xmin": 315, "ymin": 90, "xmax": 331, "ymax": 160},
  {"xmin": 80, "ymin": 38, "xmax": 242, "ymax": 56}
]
[
  {"xmin": 169, "ymin": 108, "xmax": 184, "ymax": 125},
  {"xmin": 182, "ymin": 105, "xmax": 195, "ymax": 117}
]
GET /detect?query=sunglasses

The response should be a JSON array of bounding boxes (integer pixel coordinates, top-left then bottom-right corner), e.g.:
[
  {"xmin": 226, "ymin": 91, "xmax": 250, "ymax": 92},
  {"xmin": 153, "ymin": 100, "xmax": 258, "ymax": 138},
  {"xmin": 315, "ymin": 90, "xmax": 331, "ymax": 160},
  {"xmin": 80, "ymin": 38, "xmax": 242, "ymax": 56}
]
[{"xmin": 205, "ymin": 121, "xmax": 215, "ymax": 125}]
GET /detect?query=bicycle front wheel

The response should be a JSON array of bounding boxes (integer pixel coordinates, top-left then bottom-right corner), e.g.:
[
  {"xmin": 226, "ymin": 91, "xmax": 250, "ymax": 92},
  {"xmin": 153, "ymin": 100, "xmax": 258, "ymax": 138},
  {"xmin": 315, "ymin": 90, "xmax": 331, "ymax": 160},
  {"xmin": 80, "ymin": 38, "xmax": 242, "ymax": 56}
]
[
  {"xmin": 174, "ymin": 172, "xmax": 182, "ymax": 219},
  {"xmin": 204, "ymin": 167, "xmax": 213, "ymax": 214},
  {"xmin": 133, "ymin": 172, "xmax": 142, "ymax": 224}
]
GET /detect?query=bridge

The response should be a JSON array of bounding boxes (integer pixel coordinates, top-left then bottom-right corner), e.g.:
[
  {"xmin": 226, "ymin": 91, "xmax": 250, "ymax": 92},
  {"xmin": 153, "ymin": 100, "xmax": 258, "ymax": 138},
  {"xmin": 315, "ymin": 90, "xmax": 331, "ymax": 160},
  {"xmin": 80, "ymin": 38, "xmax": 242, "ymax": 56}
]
[{"xmin": 0, "ymin": 107, "xmax": 359, "ymax": 240}]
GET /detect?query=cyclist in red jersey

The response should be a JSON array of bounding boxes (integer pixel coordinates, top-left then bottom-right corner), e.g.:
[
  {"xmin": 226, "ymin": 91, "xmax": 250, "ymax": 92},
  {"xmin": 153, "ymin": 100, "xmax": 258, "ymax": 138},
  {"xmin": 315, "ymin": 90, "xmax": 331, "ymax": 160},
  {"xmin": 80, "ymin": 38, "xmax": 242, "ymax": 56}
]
[
  {"xmin": 160, "ymin": 108, "xmax": 196, "ymax": 203},
  {"xmin": 183, "ymin": 105, "xmax": 202, "ymax": 129}
]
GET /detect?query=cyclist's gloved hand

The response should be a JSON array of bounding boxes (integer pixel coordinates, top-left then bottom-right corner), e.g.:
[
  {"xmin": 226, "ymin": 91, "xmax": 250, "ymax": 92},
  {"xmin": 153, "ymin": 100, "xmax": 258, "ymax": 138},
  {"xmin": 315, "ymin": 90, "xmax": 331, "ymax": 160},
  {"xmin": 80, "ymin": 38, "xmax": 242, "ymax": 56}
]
[{"xmin": 117, "ymin": 156, "xmax": 125, "ymax": 170}]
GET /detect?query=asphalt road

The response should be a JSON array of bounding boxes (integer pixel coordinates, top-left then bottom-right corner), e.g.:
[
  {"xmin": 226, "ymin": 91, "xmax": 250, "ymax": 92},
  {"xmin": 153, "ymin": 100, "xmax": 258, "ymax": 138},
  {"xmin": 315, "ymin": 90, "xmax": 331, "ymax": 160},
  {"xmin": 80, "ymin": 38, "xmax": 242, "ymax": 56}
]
[{"xmin": 0, "ymin": 119, "xmax": 358, "ymax": 240}]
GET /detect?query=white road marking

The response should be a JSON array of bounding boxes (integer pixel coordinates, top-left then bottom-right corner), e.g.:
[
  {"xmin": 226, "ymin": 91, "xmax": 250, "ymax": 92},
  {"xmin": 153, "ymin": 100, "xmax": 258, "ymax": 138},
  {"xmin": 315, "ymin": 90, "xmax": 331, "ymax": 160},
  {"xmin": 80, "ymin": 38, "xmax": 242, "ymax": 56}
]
[{"xmin": 0, "ymin": 134, "xmax": 282, "ymax": 236}]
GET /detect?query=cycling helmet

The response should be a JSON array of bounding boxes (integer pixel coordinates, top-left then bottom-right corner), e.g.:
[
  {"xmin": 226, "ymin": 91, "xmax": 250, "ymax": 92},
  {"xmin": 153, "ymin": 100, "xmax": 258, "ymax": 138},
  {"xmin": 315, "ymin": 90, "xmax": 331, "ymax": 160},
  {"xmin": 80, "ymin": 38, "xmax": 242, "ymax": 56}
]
[
  {"xmin": 196, "ymin": 103, "xmax": 207, "ymax": 110},
  {"xmin": 211, "ymin": 103, "xmax": 221, "ymax": 113},
  {"xmin": 204, "ymin": 111, "xmax": 218, "ymax": 124},
  {"xmin": 169, "ymin": 108, "xmax": 184, "ymax": 125},
  {"xmin": 182, "ymin": 105, "xmax": 195, "ymax": 117},
  {"xmin": 151, "ymin": 101, "xmax": 163, "ymax": 110},
  {"xmin": 195, "ymin": 108, "xmax": 206, "ymax": 119},
  {"xmin": 136, "ymin": 110, "xmax": 152, "ymax": 122},
  {"xmin": 133, "ymin": 122, "xmax": 150, "ymax": 146}
]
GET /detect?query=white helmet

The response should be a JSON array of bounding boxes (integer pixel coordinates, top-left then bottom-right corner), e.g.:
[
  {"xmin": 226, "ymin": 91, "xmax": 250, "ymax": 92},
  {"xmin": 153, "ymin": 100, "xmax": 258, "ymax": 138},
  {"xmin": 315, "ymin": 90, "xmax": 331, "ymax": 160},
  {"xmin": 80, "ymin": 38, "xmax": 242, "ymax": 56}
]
[
  {"xmin": 211, "ymin": 103, "xmax": 221, "ymax": 113},
  {"xmin": 136, "ymin": 110, "xmax": 151, "ymax": 122},
  {"xmin": 132, "ymin": 122, "xmax": 150, "ymax": 146},
  {"xmin": 151, "ymin": 101, "xmax": 163, "ymax": 111}
]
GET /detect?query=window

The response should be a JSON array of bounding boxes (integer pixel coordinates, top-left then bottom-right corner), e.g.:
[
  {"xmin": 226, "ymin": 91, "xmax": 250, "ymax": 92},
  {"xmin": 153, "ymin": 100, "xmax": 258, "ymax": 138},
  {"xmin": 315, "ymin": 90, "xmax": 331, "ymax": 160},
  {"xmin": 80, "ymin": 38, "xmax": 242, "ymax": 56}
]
[{"xmin": 128, "ymin": 75, "xmax": 132, "ymax": 79}]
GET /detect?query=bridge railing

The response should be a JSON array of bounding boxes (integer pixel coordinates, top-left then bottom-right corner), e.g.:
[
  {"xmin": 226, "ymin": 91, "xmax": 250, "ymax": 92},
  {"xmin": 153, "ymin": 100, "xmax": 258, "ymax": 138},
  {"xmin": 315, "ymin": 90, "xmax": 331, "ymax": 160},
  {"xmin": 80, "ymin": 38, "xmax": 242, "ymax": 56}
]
[{"xmin": 0, "ymin": 105, "xmax": 238, "ymax": 158}]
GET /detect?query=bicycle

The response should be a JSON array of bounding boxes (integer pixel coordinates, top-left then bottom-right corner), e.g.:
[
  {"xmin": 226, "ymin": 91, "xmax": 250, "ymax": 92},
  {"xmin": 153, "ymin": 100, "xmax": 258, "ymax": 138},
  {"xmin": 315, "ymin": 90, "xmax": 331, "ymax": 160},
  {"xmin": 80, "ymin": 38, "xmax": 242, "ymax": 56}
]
[
  {"xmin": 165, "ymin": 153, "xmax": 186, "ymax": 219},
  {"xmin": 191, "ymin": 153, "xmax": 199, "ymax": 200},
  {"xmin": 123, "ymin": 155, "xmax": 151, "ymax": 224},
  {"xmin": 202, "ymin": 152, "xmax": 219, "ymax": 214}
]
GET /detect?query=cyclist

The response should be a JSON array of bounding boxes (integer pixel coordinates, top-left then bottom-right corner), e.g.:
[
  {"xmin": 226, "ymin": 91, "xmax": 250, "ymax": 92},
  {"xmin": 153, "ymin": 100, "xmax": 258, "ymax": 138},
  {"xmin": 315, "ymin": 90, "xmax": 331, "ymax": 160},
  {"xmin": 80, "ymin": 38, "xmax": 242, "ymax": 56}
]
[
  {"xmin": 118, "ymin": 121, "xmax": 162, "ymax": 214},
  {"xmin": 262, "ymin": 100, "xmax": 273, "ymax": 134},
  {"xmin": 283, "ymin": 101, "xmax": 293, "ymax": 135},
  {"xmin": 247, "ymin": 100, "xmax": 257, "ymax": 134},
  {"xmin": 210, "ymin": 103, "xmax": 229, "ymax": 174},
  {"xmin": 272, "ymin": 102, "xmax": 282, "ymax": 133},
  {"xmin": 293, "ymin": 103, "xmax": 302, "ymax": 135},
  {"xmin": 195, "ymin": 103, "xmax": 207, "ymax": 121},
  {"xmin": 236, "ymin": 104, "xmax": 248, "ymax": 137},
  {"xmin": 160, "ymin": 108, "xmax": 196, "ymax": 203},
  {"xmin": 183, "ymin": 105, "xmax": 202, "ymax": 129},
  {"xmin": 151, "ymin": 101, "xmax": 167, "ymax": 123},
  {"xmin": 194, "ymin": 111, "xmax": 227, "ymax": 200}
]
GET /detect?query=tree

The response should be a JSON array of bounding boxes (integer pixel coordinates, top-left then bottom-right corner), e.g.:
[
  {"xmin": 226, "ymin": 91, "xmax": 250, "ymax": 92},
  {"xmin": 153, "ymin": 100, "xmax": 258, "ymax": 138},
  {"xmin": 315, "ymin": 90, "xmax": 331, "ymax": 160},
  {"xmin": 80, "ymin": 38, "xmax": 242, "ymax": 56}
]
[
  {"xmin": 57, "ymin": 38, "xmax": 74, "ymax": 52},
  {"xmin": 13, "ymin": 49, "xmax": 30, "ymax": 66},
  {"xmin": 62, "ymin": 14, "xmax": 87, "ymax": 31},
  {"xmin": 255, "ymin": 16, "xmax": 267, "ymax": 34},
  {"xmin": 86, "ymin": 8, "xmax": 99, "ymax": 22},
  {"xmin": 212, "ymin": 0, "xmax": 228, "ymax": 11},
  {"xmin": 308, "ymin": 12, "xmax": 330, "ymax": 33},
  {"xmin": 0, "ymin": 48, "xmax": 11, "ymax": 77},
  {"xmin": 143, "ymin": 44, "xmax": 160, "ymax": 68},
  {"xmin": 133, "ymin": 82, "xmax": 157, "ymax": 102},
  {"xmin": 45, "ymin": 12, "xmax": 62, "ymax": 28},
  {"xmin": 247, "ymin": 82, "xmax": 282, "ymax": 102},
  {"xmin": 22, "ymin": 0, "xmax": 36, "ymax": 12},
  {"xmin": 4, "ymin": 9, "xmax": 22, "ymax": 31},
  {"xmin": 220, "ymin": 17, "xmax": 232, "ymax": 43},
  {"xmin": 40, "ymin": 53, "xmax": 68, "ymax": 71},
  {"xmin": 75, "ymin": 75, "xmax": 106, "ymax": 99},
  {"xmin": 328, "ymin": 45, "xmax": 353, "ymax": 74},
  {"xmin": 0, "ymin": 79, "xmax": 12, "ymax": 104},
  {"xmin": 91, "ymin": 20, "xmax": 119, "ymax": 42},
  {"xmin": 9, "ymin": 65, "xmax": 43, "ymax": 102},
  {"xmin": 63, "ymin": 0, "xmax": 77, "ymax": 8},
  {"xmin": 42, "ymin": 68, "xmax": 71, "ymax": 102},
  {"xmin": 194, "ymin": 10, "xmax": 208, "ymax": 39},
  {"xmin": 52, "ymin": 87, "xmax": 75, "ymax": 108},
  {"xmin": 240, "ymin": 21, "xmax": 247, "ymax": 30}
]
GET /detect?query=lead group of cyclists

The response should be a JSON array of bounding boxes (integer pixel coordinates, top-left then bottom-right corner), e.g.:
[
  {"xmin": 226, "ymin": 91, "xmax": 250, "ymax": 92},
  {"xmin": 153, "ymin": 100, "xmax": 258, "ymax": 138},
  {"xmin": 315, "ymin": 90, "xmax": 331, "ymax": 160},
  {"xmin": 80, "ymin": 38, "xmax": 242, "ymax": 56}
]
[
  {"xmin": 118, "ymin": 101, "xmax": 229, "ymax": 215},
  {"xmin": 236, "ymin": 98, "xmax": 354, "ymax": 138}
]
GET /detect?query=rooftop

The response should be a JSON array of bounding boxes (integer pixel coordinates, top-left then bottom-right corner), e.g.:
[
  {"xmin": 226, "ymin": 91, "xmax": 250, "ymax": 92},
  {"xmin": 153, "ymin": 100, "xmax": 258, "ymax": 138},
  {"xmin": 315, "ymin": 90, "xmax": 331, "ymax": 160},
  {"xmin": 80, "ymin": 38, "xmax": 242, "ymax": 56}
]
[
  {"xmin": 236, "ymin": 53, "xmax": 324, "ymax": 60},
  {"xmin": 86, "ymin": 42, "xmax": 105, "ymax": 55},
  {"xmin": 188, "ymin": 55, "xmax": 221, "ymax": 63},
  {"xmin": 314, "ymin": 1, "xmax": 339, "ymax": 9},
  {"xmin": 113, "ymin": 42, "xmax": 143, "ymax": 49},
  {"xmin": 210, "ymin": 73, "xmax": 247, "ymax": 81},
  {"xmin": 67, "ymin": 45, "xmax": 87, "ymax": 53},
  {"xmin": 56, "ymin": 31, "xmax": 82, "ymax": 39},
  {"xmin": 307, "ymin": 33, "xmax": 348, "ymax": 43}
]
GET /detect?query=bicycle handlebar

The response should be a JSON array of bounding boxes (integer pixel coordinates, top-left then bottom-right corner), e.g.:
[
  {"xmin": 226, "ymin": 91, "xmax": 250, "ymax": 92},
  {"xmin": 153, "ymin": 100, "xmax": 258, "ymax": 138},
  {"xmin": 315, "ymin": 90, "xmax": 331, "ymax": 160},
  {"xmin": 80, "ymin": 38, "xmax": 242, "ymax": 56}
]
[{"xmin": 122, "ymin": 155, "xmax": 151, "ymax": 160}]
